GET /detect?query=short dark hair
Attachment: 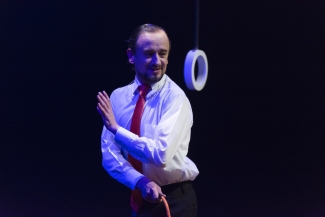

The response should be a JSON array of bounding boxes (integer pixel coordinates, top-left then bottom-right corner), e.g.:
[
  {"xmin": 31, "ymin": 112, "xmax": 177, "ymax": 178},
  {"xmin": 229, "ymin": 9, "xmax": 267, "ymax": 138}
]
[{"xmin": 126, "ymin": 23, "xmax": 171, "ymax": 53}]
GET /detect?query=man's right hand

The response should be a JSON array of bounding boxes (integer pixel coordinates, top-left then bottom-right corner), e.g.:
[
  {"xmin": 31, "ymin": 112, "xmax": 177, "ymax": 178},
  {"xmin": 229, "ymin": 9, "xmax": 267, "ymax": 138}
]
[{"xmin": 136, "ymin": 176, "xmax": 163, "ymax": 203}]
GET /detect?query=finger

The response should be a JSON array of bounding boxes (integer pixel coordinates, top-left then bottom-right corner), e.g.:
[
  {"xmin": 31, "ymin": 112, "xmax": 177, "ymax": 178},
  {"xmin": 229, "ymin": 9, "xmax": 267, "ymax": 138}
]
[
  {"xmin": 97, "ymin": 103, "xmax": 108, "ymax": 117},
  {"xmin": 98, "ymin": 92, "xmax": 105, "ymax": 97},
  {"xmin": 143, "ymin": 189, "xmax": 159, "ymax": 203},
  {"xmin": 159, "ymin": 193, "xmax": 166, "ymax": 198},
  {"xmin": 142, "ymin": 193, "xmax": 153, "ymax": 203},
  {"xmin": 152, "ymin": 189, "xmax": 162, "ymax": 203},
  {"xmin": 97, "ymin": 93, "xmax": 106, "ymax": 103},
  {"xmin": 97, "ymin": 94, "xmax": 104, "ymax": 104},
  {"xmin": 103, "ymin": 91, "xmax": 109, "ymax": 99},
  {"xmin": 98, "ymin": 91, "xmax": 109, "ymax": 101},
  {"xmin": 96, "ymin": 106, "xmax": 102, "ymax": 115},
  {"xmin": 97, "ymin": 95, "xmax": 108, "ymax": 109},
  {"xmin": 98, "ymin": 93, "xmax": 111, "ymax": 107},
  {"xmin": 97, "ymin": 104, "xmax": 104, "ymax": 115}
]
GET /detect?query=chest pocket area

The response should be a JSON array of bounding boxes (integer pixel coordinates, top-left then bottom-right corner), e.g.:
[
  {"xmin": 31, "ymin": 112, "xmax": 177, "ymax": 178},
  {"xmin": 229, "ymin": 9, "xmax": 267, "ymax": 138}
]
[{"xmin": 143, "ymin": 124, "xmax": 160, "ymax": 139}]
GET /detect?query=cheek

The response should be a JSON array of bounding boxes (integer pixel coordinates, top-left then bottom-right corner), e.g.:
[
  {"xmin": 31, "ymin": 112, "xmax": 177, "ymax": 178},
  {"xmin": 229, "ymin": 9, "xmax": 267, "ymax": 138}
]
[
  {"xmin": 135, "ymin": 59, "xmax": 149, "ymax": 68},
  {"xmin": 140, "ymin": 58, "xmax": 151, "ymax": 64}
]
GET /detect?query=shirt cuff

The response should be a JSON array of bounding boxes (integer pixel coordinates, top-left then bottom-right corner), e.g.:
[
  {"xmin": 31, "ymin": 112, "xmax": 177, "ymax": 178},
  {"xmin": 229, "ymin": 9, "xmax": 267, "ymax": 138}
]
[
  {"xmin": 125, "ymin": 169, "xmax": 145, "ymax": 190},
  {"xmin": 115, "ymin": 126, "xmax": 137, "ymax": 146}
]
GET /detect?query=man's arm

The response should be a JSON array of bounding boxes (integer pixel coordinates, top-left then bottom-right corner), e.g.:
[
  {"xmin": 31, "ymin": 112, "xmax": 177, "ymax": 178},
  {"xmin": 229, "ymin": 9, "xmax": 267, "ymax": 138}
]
[
  {"xmin": 98, "ymin": 90, "xmax": 193, "ymax": 167},
  {"xmin": 115, "ymin": 93, "xmax": 193, "ymax": 167},
  {"xmin": 98, "ymin": 90, "xmax": 144, "ymax": 189},
  {"xmin": 101, "ymin": 128, "xmax": 163, "ymax": 203},
  {"xmin": 98, "ymin": 91, "xmax": 163, "ymax": 202},
  {"xmin": 101, "ymin": 127, "xmax": 144, "ymax": 190}
]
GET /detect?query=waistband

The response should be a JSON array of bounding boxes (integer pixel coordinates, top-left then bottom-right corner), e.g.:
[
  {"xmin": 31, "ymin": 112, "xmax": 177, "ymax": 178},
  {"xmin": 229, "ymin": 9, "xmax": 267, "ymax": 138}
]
[{"xmin": 160, "ymin": 181, "xmax": 193, "ymax": 195}]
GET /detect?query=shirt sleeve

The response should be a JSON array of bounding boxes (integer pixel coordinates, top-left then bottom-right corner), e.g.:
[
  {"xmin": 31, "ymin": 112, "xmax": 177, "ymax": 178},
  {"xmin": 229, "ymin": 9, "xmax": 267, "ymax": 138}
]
[
  {"xmin": 101, "ymin": 91, "xmax": 145, "ymax": 190},
  {"xmin": 115, "ymin": 93, "xmax": 193, "ymax": 168}
]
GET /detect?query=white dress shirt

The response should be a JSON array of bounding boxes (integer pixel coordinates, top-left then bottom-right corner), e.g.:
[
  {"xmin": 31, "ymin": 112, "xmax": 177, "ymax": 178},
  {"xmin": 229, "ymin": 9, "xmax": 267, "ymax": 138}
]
[{"xmin": 101, "ymin": 74, "xmax": 199, "ymax": 190}]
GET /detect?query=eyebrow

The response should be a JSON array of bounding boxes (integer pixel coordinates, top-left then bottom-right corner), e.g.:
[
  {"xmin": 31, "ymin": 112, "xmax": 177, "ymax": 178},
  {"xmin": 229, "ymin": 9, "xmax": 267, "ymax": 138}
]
[{"xmin": 143, "ymin": 48, "xmax": 168, "ymax": 52}]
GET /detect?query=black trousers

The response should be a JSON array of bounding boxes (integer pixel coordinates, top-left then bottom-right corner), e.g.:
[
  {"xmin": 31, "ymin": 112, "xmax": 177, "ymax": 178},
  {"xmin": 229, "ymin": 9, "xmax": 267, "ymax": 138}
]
[{"xmin": 134, "ymin": 181, "xmax": 197, "ymax": 217}]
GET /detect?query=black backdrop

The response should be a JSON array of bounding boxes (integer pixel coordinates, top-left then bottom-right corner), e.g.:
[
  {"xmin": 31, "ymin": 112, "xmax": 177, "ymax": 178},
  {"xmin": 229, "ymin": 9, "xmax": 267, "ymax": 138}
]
[{"xmin": 1, "ymin": 1, "xmax": 325, "ymax": 216}]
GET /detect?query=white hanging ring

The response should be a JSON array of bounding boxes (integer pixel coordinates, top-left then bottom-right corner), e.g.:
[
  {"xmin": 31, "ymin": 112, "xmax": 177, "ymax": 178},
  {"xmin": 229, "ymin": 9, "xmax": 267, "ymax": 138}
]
[{"xmin": 184, "ymin": 49, "xmax": 208, "ymax": 91}]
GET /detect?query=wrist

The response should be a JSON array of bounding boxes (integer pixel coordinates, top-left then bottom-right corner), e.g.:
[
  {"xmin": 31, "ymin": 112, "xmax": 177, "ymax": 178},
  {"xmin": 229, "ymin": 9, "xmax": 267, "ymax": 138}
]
[
  {"xmin": 108, "ymin": 124, "xmax": 120, "ymax": 135},
  {"xmin": 136, "ymin": 176, "xmax": 149, "ymax": 190}
]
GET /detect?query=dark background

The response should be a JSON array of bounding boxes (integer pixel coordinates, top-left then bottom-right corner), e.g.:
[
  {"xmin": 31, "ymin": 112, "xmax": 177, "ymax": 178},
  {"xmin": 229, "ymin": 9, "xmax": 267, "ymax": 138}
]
[{"xmin": 1, "ymin": 0, "xmax": 325, "ymax": 216}]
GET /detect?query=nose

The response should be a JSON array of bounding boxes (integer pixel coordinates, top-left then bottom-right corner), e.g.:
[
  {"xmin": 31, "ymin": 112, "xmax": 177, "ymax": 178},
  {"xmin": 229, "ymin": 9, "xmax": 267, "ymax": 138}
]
[{"xmin": 151, "ymin": 53, "xmax": 161, "ymax": 65}]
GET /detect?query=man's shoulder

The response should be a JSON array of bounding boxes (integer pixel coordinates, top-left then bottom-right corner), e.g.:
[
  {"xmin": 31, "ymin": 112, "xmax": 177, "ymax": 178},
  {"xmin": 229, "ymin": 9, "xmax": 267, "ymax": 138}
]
[
  {"xmin": 161, "ymin": 77, "xmax": 193, "ymax": 114},
  {"xmin": 164, "ymin": 76, "xmax": 187, "ymax": 98},
  {"xmin": 110, "ymin": 82, "xmax": 134, "ymax": 97}
]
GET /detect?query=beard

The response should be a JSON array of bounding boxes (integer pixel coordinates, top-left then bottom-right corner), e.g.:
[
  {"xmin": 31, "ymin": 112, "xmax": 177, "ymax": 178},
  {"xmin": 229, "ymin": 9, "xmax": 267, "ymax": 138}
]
[{"xmin": 135, "ymin": 68, "xmax": 165, "ymax": 85}]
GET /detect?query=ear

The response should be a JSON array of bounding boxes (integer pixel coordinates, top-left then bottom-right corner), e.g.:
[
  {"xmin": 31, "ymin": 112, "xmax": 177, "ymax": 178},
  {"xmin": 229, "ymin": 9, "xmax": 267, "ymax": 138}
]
[{"xmin": 126, "ymin": 48, "xmax": 134, "ymax": 64}]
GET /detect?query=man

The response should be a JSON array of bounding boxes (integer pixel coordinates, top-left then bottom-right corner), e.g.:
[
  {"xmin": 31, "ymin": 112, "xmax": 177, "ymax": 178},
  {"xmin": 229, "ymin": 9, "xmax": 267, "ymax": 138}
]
[{"xmin": 97, "ymin": 24, "xmax": 199, "ymax": 217}]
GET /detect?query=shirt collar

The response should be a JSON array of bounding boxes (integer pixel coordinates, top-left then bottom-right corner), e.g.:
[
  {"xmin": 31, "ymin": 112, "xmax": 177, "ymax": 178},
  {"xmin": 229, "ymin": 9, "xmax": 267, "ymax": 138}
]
[{"xmin": 133, "ymin": 74, "xmax": 167, "ymax": 95}]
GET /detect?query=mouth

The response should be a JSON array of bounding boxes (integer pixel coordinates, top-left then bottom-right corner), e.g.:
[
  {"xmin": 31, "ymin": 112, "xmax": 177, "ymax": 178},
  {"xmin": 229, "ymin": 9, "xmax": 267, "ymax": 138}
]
[{"xmin": 149, "ymin": 68, "xmax": 162, "ymax": 73}]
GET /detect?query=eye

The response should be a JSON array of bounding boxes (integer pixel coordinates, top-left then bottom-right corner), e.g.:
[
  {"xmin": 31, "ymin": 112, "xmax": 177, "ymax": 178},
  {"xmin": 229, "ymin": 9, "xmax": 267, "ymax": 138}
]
[
  {"xmin": 159, "ymin": 52, "xmax": 167, "ymax": 57},
  {"xmin": 144, "ymin": 51, "xmax": 153, "ymax": 57}
]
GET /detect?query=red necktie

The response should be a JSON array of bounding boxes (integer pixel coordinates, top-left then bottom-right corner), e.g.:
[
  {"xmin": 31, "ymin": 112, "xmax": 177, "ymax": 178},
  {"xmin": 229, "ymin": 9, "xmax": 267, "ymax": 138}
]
[{"xmin": 129, "ymin": 84, "xmax": 151, "ymax": 213}]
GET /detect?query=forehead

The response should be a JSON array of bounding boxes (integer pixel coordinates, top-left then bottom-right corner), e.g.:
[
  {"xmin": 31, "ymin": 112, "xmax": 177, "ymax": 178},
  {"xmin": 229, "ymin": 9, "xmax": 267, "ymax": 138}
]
[{"xmin": 135, "ymin": 31, "xmax": 169, "ymax": 51}]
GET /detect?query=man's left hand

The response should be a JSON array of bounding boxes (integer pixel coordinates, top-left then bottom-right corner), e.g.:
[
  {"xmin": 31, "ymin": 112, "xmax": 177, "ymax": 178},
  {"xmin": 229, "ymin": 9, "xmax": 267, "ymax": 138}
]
[
  {"xmin": 97, "ymin": 91, "xmax": 119, "ymax": 134},
  {"xmin": 136, "ymin": 176, "xmax": 163, "ymax": 203}
]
